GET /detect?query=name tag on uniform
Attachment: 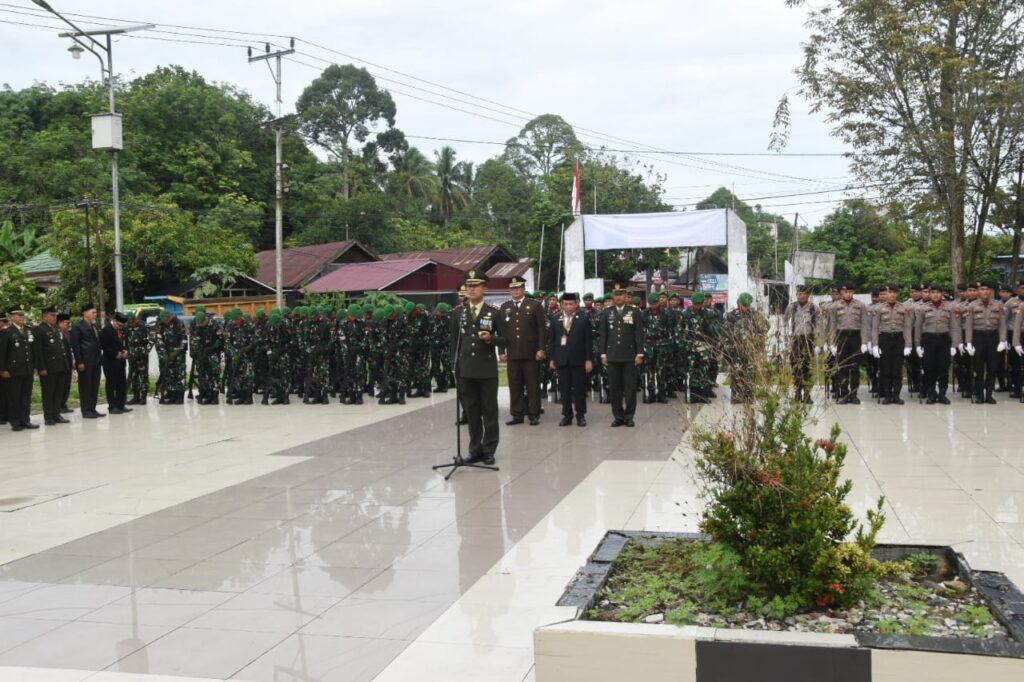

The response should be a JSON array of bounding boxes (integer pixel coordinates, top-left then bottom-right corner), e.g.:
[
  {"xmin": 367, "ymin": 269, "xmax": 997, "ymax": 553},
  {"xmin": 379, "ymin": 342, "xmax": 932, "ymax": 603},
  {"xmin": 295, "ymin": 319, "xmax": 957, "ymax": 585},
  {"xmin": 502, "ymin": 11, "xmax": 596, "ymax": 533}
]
[
  {"xmin": 479, "ymin": 318, "xmax": 493, "ymax": 331},
  {"xmin": 561, "ymin": 335, "xmax": 568, "ymax": 346},
  {"xmin": 624, "ymin": 314, "xmax": 634, "ymax": 325}
]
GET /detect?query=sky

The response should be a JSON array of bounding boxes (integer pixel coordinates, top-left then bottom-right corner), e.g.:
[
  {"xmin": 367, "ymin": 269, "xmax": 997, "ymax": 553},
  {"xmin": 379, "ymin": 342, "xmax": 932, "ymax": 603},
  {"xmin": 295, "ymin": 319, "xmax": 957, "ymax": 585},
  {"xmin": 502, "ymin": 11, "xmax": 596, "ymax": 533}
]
[{"xmin": 1, "ymin": 0, "xmax": 857, "ymax": 226}]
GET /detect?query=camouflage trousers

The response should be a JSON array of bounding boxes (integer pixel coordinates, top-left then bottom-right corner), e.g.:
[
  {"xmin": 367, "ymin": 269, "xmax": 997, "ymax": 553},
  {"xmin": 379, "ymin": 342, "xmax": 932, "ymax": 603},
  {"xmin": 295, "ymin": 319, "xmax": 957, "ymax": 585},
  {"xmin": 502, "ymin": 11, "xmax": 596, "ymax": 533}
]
[
  {"xmin": 229, "ymin": 356, "xmax": 255, "ymax": 403},
  {"xmin": 643, "ymin": 344, "xmax": 672, "ymax": 402},
  {"xmin": 430, "ymin": 346, "xmax": 451, "ymax": 391},
  {"xmin": 408, "ymin": 344, "xmax": 432, "ymax": 395},
  {"xmin": 128, "ymin": 354, "xmax": 149, "ymax": 403},
  {"xmin": 160, "ymin": 356, "xmax": 187, "ymax": 404},
  {"xmin": 197, "ymin": 354, "xmax": 221, "ymax": 403},
  {"xmin": 262, "ymin": 355, "xmax": 289, "ymax": 404},
  {"xmin": 341, "ymin": 355, "xmax": 365, "ymax": 404},
  {"xmin": 304, "ymin": 353, "xmax": 331, "ymax": 403},
  {"xmin": 381, "ymin": 353, "xmax": 409, "ymax": 403}
]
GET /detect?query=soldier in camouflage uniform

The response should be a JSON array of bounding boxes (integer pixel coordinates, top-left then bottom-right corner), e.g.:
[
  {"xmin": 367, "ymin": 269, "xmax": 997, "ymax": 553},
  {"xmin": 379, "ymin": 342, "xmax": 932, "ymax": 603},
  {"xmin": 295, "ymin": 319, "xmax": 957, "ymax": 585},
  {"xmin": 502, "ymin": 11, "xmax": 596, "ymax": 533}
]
[
  {"xmin": 430, "ymin": 303, "xmax": 453, "ymax": 393},
  {"xmin": 377, "ymin": 304, "xmax": 409, "ymax": 405},
  {"xmin": 224, "ymin": 309, "xmax": 255, "ymax": 404},
  {"xmin": 262, "ymin": 310, "xmax": 291, "ymax": 405},
  {"xmin": 725, "ymin": 293, "xmax": 766, "ymax": 404},
  {"xmin": 302, "ymin": 307, "xmax": 332, "ymax": 404},
  {"xmin": 681, "ymin": 292, "xmax": 718, "ymax": 403},
  {"xmin": 641, "ymin": 293, "xmax": 672, "ymax": 403},
  {"xmin": 363, "ymin": 305, "xmax": 383, "ymax": 398},
  {"xmin": 125, "ymin": 312, "xmax": 153, "ymax": 405},
  {"xmin": 340, "ymin": 304, "xmax": 365, "ymax": 404},
  {"xmin": 190, "ymin": 308, "xmax": 224, "ymax": 405},
  {"xmin": 406, "ymin": 304, "xmax": 432, "ymax": 398},
  {"xmin": 252, "ymin": 309, "xmax": 270, "ymax": 395},
  {"xmin": 156, "ymin": 311, "xmax": 188, "ymax": 404}
]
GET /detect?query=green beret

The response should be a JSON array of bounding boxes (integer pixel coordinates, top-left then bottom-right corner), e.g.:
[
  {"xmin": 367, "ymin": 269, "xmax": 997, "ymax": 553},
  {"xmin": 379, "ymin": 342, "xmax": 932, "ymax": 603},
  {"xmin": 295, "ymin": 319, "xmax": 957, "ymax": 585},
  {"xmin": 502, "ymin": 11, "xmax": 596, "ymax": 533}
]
[
  {"xmin": 416, "ymin": 303, "xmax": 426, "ymax": 311},
  {"xmin": 669, "ymin": 292, "xmax": 680, "ymax": 300},
  {"xmin": 404, "ymin": 301, "xmax": 415, "ymax": 315},
  {"xmin": 125, "ymin": 311, "xmax": 136, "ymax": 322},
  {"xmin": 632, "ymin": 296, "xmax": 641, "ymax": 305},
  {"xmin": 255, "ymin": 309, "xmax": 266, "ymax": 319},
  {"xmin": 347, "ymin": 304, "xmax": 361, "ymax": 318},
  {"xmin": 269, "ymin": 313, "xmax": 282, "ymax": 327},
  {"xmin": 583, "ymin": 292, "xmax": 594, "ymax": 300},
  {"xmin": 436, "ymin": 302, "xmax": 450, "ymax": 313},
  {"xmin": 647, "ymin": 293, "xmax": 659, "ymax": 304},
  {"xmin": 382, "ymin": 304, "xmax": 394, "ymax": 317},
  {"xmin": 194, "ymin": 310, "xmax": 206, "ymax": 324},
  {"xmin": 159, "ymin": 310, "xmax": 170, "ymax": 322},
  {"xmin": 738, "ymin": 293, "xmax": 753, "ymax": 306},
  {"xmin": 691, "ymin": 292, "xmax": 706, "ymax": 305},
  {"xmin": 363, "ymin": 304, "xmax": 375, "ymax": 315}
]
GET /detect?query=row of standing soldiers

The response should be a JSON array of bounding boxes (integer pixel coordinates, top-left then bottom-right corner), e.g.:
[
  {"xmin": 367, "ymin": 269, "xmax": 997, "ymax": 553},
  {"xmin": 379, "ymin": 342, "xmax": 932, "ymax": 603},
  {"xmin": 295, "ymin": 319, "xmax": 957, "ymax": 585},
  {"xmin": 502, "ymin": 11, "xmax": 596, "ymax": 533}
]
[
  {"xmin": 122, "ymin": 303, "xmax": 458, "ymax": 407},
  {"xmin": 784, "ymin": 281, "xmax": 1024, "ymax": 406}
]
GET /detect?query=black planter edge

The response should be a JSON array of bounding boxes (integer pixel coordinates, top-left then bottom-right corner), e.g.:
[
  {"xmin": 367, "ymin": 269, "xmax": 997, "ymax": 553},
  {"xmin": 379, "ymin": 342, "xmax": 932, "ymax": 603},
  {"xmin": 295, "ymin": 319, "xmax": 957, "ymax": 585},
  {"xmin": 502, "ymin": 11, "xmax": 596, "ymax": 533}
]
[{"xmin": 557, "ymin": 530, "xmax": 1024, "ymax": 659}]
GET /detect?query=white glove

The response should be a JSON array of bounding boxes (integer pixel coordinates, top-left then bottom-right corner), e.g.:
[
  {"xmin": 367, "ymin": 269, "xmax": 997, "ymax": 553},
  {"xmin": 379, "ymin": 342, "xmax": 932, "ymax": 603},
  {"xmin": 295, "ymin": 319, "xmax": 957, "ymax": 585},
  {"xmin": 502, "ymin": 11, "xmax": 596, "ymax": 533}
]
[
  {"xmin": 813, "ymin": 346, "xmax": 822, "ymax": 355},
  {"xmin": 916, "ymin": 347, "xmax": 924, "ymax": 358},
  {"xmin": 1015, "ymin": 345, "xmax": 1023, "ymax": 357},
  {"xmin": 997, "ymin": 341, "xmax": 1008, "ymax": 352},
  {"xmin": 966, "ymin": 343, "xmax": 976, "ymax": 356},
  {"xmin": 950, "ymin": 347, "xmax": 957, "ymax": 357},
  {"xmin": 860, "ymin": 344, "xmax": 868, "ymax": 354},
  {"xmin": 958, "ymin": 343, "xmax": 965, "ymax": 354},
  {"xmin": 903, "ymin": 347, "xmax": 912, "ymax": 357},
  {"xmin": 829, "ymin": 345, "xmax": 838, "ymax": 355},
  {"xmin": 872, "ymin": 347, "xmax": 881, "ymax": 359}
]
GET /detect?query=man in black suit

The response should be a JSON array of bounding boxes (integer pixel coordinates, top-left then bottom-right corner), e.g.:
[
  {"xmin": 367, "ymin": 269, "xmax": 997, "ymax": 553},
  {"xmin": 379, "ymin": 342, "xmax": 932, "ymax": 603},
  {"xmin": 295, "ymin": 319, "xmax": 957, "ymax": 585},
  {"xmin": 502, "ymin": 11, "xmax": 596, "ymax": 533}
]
[
  {"xmin": 0, "ymin": 313, "xmax": 7, "ymax": 425},
  {"xmin": 101, "ymin": 311, "xmax": 132, "ymax": 414},
  {"xmin": 548, "ymin": 293, "xmax": 593, "ymax": 427},
  {"xmin": 33, "ymin": 307, "xmax": 71, "ymax": 426},
  {"xmin": 499, "ymin": 275, "xmax": 547, "ymax": 426},
  {"xmin": 599, "ymin": 283, "xmax": 645, "ymax": 427},
  {"xmin": 70, "ymin": 303, "xmax": 105, "ymax": 418},
  {"xmin": 0, "ymin": 308, "xmax": 37, "ymax": 430},
  {"xmin": 57, "ymin": 312, "xmax": 75, "ymax": 413},
  {"xmin": 450, "ymin": 269, "xmax": 507, "ymax": 465}
]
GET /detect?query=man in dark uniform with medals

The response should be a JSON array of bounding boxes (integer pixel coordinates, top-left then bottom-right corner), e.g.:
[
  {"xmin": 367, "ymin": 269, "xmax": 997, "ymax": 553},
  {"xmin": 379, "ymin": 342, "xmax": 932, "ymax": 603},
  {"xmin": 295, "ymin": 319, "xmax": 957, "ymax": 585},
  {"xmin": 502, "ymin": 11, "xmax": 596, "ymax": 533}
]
[
  {"xmin": 451, "ymin": 270, "xmax": 507, "ymax": 465},
  {"xmin": 499, "ymin": 275, "xmax": 546, "ymax": 426},
  {"xmin": 599, "ymin": 283, "xmax": 645, "ymax": 427},
  {"xmin": 33, "ymin": 307, "xmax": 71, "ymax": 426},
  {"xmin": 0, "ymin": 307, "xmax": 38, "ymax": 430}
]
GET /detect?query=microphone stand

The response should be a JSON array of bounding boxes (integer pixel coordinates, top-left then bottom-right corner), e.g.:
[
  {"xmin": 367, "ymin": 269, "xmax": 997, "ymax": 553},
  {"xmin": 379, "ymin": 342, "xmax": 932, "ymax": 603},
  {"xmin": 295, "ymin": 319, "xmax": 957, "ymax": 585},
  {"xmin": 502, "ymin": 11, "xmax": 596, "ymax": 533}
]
[{"xmin": 433, "ymin": 305, "xmax": 499, "ymax": 480}]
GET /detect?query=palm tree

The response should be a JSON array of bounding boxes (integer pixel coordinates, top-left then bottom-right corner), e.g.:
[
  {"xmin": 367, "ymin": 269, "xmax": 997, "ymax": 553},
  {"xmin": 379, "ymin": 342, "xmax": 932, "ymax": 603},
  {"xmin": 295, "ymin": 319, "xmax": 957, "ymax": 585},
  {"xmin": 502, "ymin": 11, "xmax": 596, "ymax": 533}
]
[
  {"xmin": 458, "ymin": 161, "xmax": 475, "ymax": 201},
  {"xmin": 391, "ymin": 148, "xmax": 436, "ymax": 209},
  {"xmin": 433, "ymin": 146, "xmax": 469, "ymax": 225}
]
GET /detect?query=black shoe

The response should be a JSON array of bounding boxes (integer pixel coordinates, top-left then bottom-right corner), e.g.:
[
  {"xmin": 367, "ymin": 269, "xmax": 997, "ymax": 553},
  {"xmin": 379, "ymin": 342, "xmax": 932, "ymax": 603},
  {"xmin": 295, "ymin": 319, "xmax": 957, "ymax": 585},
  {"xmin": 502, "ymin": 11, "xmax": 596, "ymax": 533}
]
[
  {"xmin": 985, "ymin": 396, "xmax": 997, "ymax": 405},
  {"xmin": 625, "ymin": 419, "xmax": 635, "ymax": 427},
  {"xmin": 24, "ymin": 423, "xmax": 39, "ymax": 430},
  {"xmin": 559, "ymin": 416, "xmax": 573, "ymax": 427},
  {"xmin": 45, "ymin": 420, "xmax": 57, "ymax": 426},
  {"xmin": 464, "ymin": 453, "xmax": 484, "ymax": 464},
  {"xmin": 528, "ymin": 416, "xmax": 539, "ymax": 426},
  {"xmin": 926, "ymin": 396, "xmax": 937, "ymax": 404},
  {"xmin": 60, "ymin": 408, "xmax": 74, "ymax": 414},
  {"xmin": 109, "ymin": 408, "xmax": 125, "ymax": 415},
  {"xmin": 847, "ymin": 397, "xmax": 861, "ymax": 405},
  {"xmin": 506, "ymin": 417, "xmax": 524, "ymax": 426},
  {"xmin": 892, "ymin": 398, "xmax": 905, "ymax": 405},
  {"xmin": 55, "ymin": 416, "xmax": 70, "ymax": 424},
  {"xmin": 611, "ymin": 419, "xmax": 624, "ymax": 427},
  {"xmin": 11, "ymin": 425, "xmax": 23, "ymax": 431},
  {"xmin": 881, "ymin": 397, "xmax": 891, "ymax": 405},
  {"xmin": 657, "ymin": 396, "xmax": 668, "ymax": 404},
  {"xmin": 938, "ymin": 395, "xmax": 951, "ymax": 405},
  {"xmin": 577, "ymin": 416, "xmax": 587, "ymax": 427},
  {"xmin": 483, "ymin": 454, "xmax": 496, "ymax": 465}
]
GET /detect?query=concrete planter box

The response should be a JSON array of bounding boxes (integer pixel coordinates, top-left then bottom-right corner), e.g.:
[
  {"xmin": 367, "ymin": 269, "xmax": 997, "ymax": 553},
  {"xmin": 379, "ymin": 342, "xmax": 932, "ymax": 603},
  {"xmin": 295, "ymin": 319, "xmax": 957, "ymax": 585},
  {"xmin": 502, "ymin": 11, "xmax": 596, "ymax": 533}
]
[{"xmin": 534, "ymin": 531, "xmax": 1024, "ymax": 682}]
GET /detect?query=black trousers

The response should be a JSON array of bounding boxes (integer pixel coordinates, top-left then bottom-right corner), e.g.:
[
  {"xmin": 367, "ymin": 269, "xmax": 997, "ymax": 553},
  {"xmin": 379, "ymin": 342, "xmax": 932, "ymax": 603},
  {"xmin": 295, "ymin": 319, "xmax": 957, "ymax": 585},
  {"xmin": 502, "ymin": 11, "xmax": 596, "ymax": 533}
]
[
  {"xmin": 996, "ymin": 348, "xmax": 1008, "ymax": 389},
  {"xmin": 790, "ymin": 335, "xmax": 813, "ymax": 395},
  {"xmin": 972, "ymin": 330, "xmax": 998, "ymax": 399},
  {"xmin": 4, "ymin": 373, "xmax": 32, "ymax": 427},
  {"xmin": 506, "ymin": 358, "xmax": 540, "ymax": 418},
  {"xmin": 835, "ymin": 331, "xmax": 862, "ymax": 400},
  {"xmin": 878, "ymin": 332, "xmax": 905, "ymax": 399},
  {"xmin": 59, "ymin": 369, "xmax": 72, "ymax": 409},
  {"xmin": 78, "ymin": 364, "xmax": 102, "ymax": 414},
  {"xmin": 0, "ymin": 375, "xmax": 6, "ymax": 422},
  {"xmin": 40, "ymin": 371, "xmax": 65, "ymax": 421},
  {"xmin": 557, "ymin": 364, "xmax": 588, "ymax": 417},
  {"xmin": 907, "ymin": 351, "xmax": 922, "ymax": 393},
  {"xmin": 1009, "ymin": 348, "xmax": 1022, "ymax": 395},
  {"xmin": 607, "ymin": 361, "xmax": 638, "ymax": 421},
  {"xmin": 921, "ymin": 333, "xmax": 952, "ymax": 398},
  {"xmin": 459, "ymin": 375, "xmax": 499, "ymax": 457},
  {"xmin": 103, "ymin": 360, "xmax": 127, "ymax": 410}
]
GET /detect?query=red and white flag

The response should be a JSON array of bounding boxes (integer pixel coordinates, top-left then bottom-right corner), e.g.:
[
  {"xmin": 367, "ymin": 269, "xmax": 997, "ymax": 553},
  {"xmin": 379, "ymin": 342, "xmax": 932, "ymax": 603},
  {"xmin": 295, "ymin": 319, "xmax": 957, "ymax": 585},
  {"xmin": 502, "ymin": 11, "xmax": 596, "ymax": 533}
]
[{"xmin": 571, "ymin": 162, "xmax": 581, "ymax": 217}]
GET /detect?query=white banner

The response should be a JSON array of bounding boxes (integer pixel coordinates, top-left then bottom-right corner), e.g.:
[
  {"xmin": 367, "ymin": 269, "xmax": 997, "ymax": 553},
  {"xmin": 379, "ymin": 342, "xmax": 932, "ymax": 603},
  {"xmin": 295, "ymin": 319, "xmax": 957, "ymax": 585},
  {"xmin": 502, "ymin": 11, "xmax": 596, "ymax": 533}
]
[{"xmin": 582, "ymin": 209, "xmax": 729, "ymax": 250}]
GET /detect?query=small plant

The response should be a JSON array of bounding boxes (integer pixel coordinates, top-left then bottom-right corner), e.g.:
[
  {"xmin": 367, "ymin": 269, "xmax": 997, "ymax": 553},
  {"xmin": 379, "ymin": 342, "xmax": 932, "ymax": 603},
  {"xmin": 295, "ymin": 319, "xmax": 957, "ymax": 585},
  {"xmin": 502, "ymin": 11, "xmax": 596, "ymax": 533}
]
[
  {"xmin": 957, "ymin": 605, "xmax": 995, "ymax": 636},
  {"xmin": 666, "ymin": 602, "xmax": 699, "ymax": 626},
  {"xmin": 907, "ymin": 553, "xmax": 941, "ymax": 576},
  {"xmin": 684, "ymin": 543, "xmax": 750, "ymax": 602},
  {"xmin": 762, "ymin": 594, "xmax": 804, "ymax": 620}
]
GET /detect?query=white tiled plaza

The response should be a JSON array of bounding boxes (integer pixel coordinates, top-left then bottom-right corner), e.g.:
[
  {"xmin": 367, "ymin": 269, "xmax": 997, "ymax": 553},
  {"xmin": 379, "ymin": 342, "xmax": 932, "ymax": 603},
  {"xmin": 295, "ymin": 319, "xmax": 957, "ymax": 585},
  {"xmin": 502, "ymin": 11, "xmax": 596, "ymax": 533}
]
[{"xmin": 1, "ymin": 387, "xmax": 1022, "ymax": 681}]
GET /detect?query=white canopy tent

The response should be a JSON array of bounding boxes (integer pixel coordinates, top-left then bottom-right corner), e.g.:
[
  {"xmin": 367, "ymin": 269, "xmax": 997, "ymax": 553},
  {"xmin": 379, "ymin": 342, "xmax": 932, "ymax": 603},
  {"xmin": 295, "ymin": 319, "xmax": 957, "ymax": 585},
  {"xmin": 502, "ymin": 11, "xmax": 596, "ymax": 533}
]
[{"xmin": 563, "ymin": 208, "xmax": 751, "ymax": 309}]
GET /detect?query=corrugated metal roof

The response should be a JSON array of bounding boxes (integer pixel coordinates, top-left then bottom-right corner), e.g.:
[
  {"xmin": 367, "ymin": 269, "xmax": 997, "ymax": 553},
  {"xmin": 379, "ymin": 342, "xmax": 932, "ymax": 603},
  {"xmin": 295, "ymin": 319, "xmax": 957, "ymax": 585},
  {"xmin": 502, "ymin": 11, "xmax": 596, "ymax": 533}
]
[
  {"xmin": 486, "ymin": 261, "xmax": 531, "ymax": 278},
  {"xmin": 305, "ymin": 259, "xmax": 434, "ymax": 293},
  {"xmin": 379, "ymin": 246, "xmax": 501, "ymax": 270},
  {"xmin": 17, "ymin": 249, "xmax": 61, "ymax": 274},
  {"xmin": 255, "ymin": 240, "xmax": 374, "ymax": 289}
]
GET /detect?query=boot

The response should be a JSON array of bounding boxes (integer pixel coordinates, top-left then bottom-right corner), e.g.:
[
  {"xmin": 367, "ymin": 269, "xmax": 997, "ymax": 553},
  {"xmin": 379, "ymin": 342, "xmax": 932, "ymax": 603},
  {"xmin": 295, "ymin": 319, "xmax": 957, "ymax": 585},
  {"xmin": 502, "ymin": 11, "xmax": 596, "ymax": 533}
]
[{"xmin": 398, "ymin": 392, "xmax": 406, "ymax": 405}]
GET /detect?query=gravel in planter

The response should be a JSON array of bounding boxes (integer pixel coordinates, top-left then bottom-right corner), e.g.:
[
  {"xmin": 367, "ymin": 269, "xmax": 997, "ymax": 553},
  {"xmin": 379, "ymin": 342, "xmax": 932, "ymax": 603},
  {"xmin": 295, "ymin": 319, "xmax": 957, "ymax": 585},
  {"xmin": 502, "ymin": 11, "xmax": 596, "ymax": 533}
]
[{"xmin": 585, "ymin": 538, "xmax": 1009, "ymax": 641}]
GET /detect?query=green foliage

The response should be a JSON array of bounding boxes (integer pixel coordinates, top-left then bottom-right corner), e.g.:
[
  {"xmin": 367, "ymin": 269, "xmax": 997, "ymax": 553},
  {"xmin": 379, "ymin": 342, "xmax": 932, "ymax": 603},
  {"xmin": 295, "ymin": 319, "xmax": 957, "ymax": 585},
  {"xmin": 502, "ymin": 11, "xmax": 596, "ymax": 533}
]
[
  {"xmin": 685, "ymin": 543, "xmax": 750, "ymax": 602},
  {"xmin": 907, "ymin": 553, "xmax": 941, "ymax": 577},
  {"xmin": 189, "ymin": 264, "xmax": 249, "ymax": 299},
  {"xmin": 0, "ymin": 220, "xmax": 41, "ymax": 263},
  {"xmin": 762, "ymin": 594, "xmax": 805, "ymax": 620},
  {"xmin": 957, "ymin": 605, "xmax": 995, "ymax": 636},
  {"xmin": 302, "ymin": 291, "xmax": 347, "ymax": 311},
  {"xmin": 0, "ymin": 262, "xmax": 43, "ymax": 314},
  {"xmin": 665, "ymin": 602, "xmax": 699, "ymax": 626}
]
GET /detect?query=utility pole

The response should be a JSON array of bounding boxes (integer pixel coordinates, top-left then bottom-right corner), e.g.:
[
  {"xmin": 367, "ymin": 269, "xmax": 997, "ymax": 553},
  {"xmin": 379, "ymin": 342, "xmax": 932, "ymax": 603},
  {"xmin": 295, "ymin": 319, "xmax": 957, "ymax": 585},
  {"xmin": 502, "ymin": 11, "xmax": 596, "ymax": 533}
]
[
  {"xmin": 249, "ymin": 40, "xmax": 295, "ymax": 309},
  {"xmin": 1011, "ymin": 151, "xmax": 1023, "ymax": 286},
  {"xmin": 75, "ymin": 198, "xmax": 93, "ymax": 304},
  {"xmin": 538, "ymin": 223, "xmax": 546, "ymax": 290},
  {"xmin": 33, "ymin": 0, "xmax": 152, "ymax": 313}
]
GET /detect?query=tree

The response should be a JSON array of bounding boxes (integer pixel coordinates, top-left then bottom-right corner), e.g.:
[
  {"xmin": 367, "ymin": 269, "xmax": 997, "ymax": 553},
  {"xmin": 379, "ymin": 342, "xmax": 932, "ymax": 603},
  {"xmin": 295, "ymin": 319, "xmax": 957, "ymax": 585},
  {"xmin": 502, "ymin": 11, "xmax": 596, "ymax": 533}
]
[
  {"xmin": 389, "ymin": 147, "xmax": 436, "ymax": 210},
  {"xmin": 432, "ymin": 146, "xmax": 469, "ymax": 225},
  {"xmin": 0, "ymin": 220, "xmax": 41, "ymax": 263},
  {"xmin": 783, "ymin": 0, "xmax": 1024, "ymax": 286},
  {"xmin": 503, "ymin": 114, "xmax": 585, "ymax": 178},
  {"xmin": 0, "ymin": 263, "xmax": 43, "ymax": 314},
  {"xmin": 295, "ymin": 64, "xmax": 398, "ymax": 201}
]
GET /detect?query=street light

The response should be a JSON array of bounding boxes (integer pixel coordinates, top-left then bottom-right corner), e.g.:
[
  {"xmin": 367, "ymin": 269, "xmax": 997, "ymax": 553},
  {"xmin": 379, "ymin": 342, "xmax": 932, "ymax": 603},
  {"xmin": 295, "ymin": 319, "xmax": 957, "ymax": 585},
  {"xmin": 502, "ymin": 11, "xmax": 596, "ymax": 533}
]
[{"xmin": 32, "ymin": 0, "xmax": 152, "ymax": 313}]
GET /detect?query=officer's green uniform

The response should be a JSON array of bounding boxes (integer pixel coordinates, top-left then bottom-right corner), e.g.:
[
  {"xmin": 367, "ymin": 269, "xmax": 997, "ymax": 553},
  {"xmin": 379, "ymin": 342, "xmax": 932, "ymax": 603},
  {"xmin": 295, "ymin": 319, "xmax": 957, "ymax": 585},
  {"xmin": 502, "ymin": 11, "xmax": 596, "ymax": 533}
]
[
  {"xmin": 191, "ymin": 310, "xmax": 223, "ymax": 405},
  {"xmin": 156, "ymin": 312, "xmax": 188, "ymax": 404},
  {"xmin": 125, "ymin": 313, "xmax": 153, "ymax": 404},
  {"xmin": 0, "ymin": 311, "xmax": 35, "ymax": 430},
  {"xmin": 641, "ymin": 294, "xmax": 672, "ymax": 404},
  {"xmin": 681, "ymin": 293, "xmax": 718, "ymax": 403},
  {"xmin": 599, "ymin": 286, "xmax": 645, "ymax": 426},
  {"xmin": 262, "ymin": 311, "xmax": 290, "ymax": 404},
  {"xmin": 33, "ymin": 312, "xmax": 70, "ymax": 425},
  {"xmin": 407, "ymin": 304, "xmax": 432, "ymax": 397}
]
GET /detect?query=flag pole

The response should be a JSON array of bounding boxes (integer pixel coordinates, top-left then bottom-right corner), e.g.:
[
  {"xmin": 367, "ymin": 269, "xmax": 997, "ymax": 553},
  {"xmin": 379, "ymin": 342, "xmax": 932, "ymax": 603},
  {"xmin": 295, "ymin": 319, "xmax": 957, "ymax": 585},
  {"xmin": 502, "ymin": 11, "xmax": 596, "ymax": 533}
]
[
  {"xmin": 538, "ymin": 223, "xmax": 546, "ymax": 290},
  {"xmin": 556, "ymin": 222, "xmax": 565, "ymax": 293}
]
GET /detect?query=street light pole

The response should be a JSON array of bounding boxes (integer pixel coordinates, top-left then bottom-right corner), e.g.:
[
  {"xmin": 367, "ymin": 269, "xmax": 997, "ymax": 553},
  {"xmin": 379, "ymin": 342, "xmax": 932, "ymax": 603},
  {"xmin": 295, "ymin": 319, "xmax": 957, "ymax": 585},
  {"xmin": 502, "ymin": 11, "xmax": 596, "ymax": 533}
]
[{"xmin": 32, "ymin": 1, "xmax": 151, "ymax": 313}]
